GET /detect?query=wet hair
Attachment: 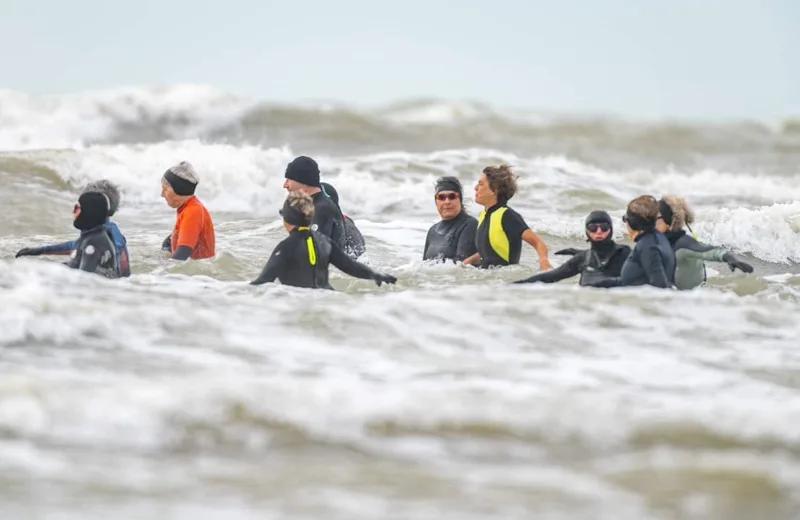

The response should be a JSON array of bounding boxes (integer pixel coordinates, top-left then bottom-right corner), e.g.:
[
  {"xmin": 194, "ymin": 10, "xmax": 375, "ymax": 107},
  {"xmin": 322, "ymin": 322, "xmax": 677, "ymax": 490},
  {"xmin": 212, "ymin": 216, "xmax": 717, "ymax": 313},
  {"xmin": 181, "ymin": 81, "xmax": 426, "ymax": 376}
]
[
  {"xmin": 482, "ymin": 164, "xmax": 518, "ymax": 203},
  {"xmin": 659, "ymin": 195, "xmax": 695, "ymax": 231},
  {"xmin": 624, "ymin": 195, "xmax": 659, "ymax": 231},
  {"xmin": 82, "ymin": 179, "xmax": 121, "ymax": 216},
  {"xmin": 281, "ymin": 190, "xmax": 315, "ymax": 226}
]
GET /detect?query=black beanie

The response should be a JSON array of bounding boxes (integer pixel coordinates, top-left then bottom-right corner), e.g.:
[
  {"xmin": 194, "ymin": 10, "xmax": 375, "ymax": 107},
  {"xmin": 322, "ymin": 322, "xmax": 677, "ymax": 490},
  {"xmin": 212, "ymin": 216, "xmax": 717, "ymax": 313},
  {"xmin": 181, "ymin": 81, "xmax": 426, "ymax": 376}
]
[
  {"xmin": 74, "ymin": 192, "xmax": 110, "ymax": 231},
  {"xmin": 285, "ymin": 156, "xmax": 321, "ymax": 188},
  {"xmin": 321, "ymin": 182, "xmax": 339, "ymax": 207}
]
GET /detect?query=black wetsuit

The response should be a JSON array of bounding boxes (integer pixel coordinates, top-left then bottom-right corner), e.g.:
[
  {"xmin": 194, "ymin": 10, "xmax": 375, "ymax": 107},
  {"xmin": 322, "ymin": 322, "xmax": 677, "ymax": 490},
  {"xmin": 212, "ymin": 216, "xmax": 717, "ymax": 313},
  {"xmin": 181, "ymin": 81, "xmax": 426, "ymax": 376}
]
[
  {"xmin": 423, "ymin": 212, "xmax": 479, "ymax": 262},
  {"xmin": 65, "ymin": 225, "xmax": 120, "ymax": 278},
  {"xmin": 250, "ymin": 227, "xmax": 394, "ymax": 289},
  {"xmin": 475, "ymin": 204, "xmax": 530, "ymax": 268},
  {"xmin": 311, "ymin": 192, "xmax": 347, "ymax": 250},
  {"xmin": 515, "ymin": 240, "xmax": 631, "ymax": 286},
  {"xmin": 589, "ymin": 229, "xmax": 675, "ymax": 288},
  {"xmin": 343, "ymin": 215, "xmax": 366, "ymax": 258}
]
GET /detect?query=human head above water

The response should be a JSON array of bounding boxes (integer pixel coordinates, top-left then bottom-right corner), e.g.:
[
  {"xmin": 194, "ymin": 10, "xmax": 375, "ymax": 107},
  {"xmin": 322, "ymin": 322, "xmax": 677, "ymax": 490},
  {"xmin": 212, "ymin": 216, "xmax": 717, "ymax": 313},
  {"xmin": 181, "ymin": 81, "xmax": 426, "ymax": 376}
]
[
  {"xmin": 622, "ymin": 195, "xmax": 659, "ymax": 238},
  {"xmin": 474, "ymin": 164, "xmax": 517, "ymax": 207},
  {"xmin": 73, "ymin": 191, "xmax": 111, "ymax": 231},
  {"xmin": 161, "ymin": 161, "xmax": 199, "ymax": 209},
  {"xmin": 434, "ymin": 176, "xmax": 464, "ymax": 220},
  {"xmin": 280, "ymin": 190, "xmax": 315, "ymax": 232},
  {"xmin": 283, "ymin": 156, "xmax": 321, "ymax": 193},
  {"xmin": 585, "ymin": 210, "xmax": 613, "ymax": 243},
  {"xmin": 656, "ymin": 195, "xmax": 695, "ymax": 233},
  {"xmin": 83, "ymin": 180, "xmax": 121, "ymax": 217}
]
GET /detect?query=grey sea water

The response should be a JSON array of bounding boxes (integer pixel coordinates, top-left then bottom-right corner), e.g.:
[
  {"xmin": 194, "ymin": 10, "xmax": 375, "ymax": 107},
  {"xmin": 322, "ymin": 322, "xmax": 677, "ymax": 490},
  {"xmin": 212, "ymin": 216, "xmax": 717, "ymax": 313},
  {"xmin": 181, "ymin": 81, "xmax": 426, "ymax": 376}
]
[{"xmin": 1, "ymin": 86, "xmax": 800, "ymax": 520}]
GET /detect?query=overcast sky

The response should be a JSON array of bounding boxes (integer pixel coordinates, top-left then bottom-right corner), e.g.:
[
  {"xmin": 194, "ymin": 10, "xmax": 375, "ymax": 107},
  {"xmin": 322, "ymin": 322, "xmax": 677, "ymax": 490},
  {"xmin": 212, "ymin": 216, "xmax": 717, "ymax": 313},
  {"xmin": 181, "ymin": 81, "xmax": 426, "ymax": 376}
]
[{"xmin": 1, "ymin": 0, "xmax": 797, "ymax": 119}]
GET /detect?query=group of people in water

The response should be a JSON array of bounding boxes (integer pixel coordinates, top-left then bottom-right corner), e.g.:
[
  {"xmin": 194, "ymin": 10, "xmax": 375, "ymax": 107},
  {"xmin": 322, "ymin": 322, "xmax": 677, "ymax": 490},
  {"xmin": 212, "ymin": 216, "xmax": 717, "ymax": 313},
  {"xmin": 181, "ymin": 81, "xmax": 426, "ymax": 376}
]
[{"xmin": 13, "ymin": 155, "xmax": 754, "ymax": 291}]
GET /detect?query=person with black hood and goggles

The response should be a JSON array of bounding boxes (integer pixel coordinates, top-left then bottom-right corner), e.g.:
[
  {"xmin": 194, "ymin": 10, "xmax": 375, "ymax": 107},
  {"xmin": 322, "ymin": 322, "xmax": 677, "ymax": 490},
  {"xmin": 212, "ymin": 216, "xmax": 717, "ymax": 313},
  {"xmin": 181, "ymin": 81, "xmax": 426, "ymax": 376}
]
[{"xmin": 513, "ymin": 210, "xmax": 631, "ymax": 286}]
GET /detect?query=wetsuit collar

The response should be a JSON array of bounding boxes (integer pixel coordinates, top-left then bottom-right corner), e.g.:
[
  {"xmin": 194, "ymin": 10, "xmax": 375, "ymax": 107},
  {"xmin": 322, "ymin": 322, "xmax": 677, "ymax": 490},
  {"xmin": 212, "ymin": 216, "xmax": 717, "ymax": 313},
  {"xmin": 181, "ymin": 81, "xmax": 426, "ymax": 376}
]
[
  {"xmin": 176, "ymin": 195, "xmax": 197, "ymax": 213},
  {"xmin": 79, "ymin": 224, "xmax": 106, "ymax": 236},
  {"xmin": 441, "ymin": 210, "xmax": 467, "ymax": 224},
  {"xmin": 633, "ymin": 227, "xmax": 657, "ymax": 242},
  {"xmin": 484, "ymin": 202, "xmax": 506, "ymax": 214},
  {"xmin": 663, "ymin": 229, "xmax": 686, "ymax": 246},
  {"xmin": 590, "ymin": 237, "xmax": 617, "ymax": 255}
]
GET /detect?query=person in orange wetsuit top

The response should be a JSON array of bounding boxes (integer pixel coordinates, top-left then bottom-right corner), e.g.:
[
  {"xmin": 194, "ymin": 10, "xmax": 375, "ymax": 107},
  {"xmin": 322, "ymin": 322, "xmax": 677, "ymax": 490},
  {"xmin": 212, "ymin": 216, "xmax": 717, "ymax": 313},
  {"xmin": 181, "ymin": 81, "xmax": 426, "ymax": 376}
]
[{"xmin": 159, "ymin": 161, "xmax": 216, "ymax": 260}]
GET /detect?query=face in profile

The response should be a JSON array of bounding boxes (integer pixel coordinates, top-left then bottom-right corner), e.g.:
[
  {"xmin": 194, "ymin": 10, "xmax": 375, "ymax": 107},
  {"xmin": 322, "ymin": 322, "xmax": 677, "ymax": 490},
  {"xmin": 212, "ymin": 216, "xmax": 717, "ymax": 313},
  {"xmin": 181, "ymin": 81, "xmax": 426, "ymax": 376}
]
[
  {"xmin": 161, "ymin": 180, "xmax": 183, "ymax": 208},
  {"xmin": 474, "ymin": 173, "xmax": 494, "ymax": 206},
  {"xmin": 283, "ymin": 178, "xmax": 303, "ymax": 192}
]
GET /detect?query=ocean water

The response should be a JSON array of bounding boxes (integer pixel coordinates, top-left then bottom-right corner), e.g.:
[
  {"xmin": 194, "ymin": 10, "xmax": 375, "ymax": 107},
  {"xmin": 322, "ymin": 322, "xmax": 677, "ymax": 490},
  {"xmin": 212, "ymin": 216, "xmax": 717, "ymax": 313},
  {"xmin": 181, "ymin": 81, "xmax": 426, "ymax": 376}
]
[{"xmin": 1, "ymin": 85, "xmax": 800, "ymax": 520}]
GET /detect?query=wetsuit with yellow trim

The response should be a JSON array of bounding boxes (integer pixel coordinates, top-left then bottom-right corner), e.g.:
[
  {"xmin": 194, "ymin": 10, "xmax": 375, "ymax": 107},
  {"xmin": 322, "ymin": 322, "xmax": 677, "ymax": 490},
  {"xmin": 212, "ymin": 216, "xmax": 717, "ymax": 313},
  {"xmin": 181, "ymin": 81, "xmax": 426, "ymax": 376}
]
[
  {"xmin": 475, "ymin": 203, "xmax": 530, "ymax": 268},
  {"xmin": 250, "ymin": 226, "xmax": 396, "ymax": 289}
]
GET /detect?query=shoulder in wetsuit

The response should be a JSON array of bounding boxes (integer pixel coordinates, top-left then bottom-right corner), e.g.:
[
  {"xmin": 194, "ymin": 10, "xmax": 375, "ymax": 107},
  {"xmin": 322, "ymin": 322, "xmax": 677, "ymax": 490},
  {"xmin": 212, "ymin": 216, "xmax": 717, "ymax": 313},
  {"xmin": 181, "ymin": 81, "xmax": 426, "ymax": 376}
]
[
  {"xmin": 515, "ymin": 242, "xmax": 631, "ymax": 286},
  {"xmin": 423, "ymin": 211, "xmax": 479, "ymax": 262},
  {"xmin": 65, "ymin": 226, "xmax": 120, "ymax": 278},
  {"xmin": 250, "ymin": 227, "xmax": 395, "ymax": 289},
  {"xmin": 311, "ymin": 192, "xmax": 346, "ymax": 250},
  {"xmin": 475, "ymin": 204, "xmax": 529, "ymax": 267},
  {"xmin": 590, "ymin": 229, "xmax": 676, "ymax": 288},
  {"xmin": 664, "ymin": 230, "xmax": 753, "ymax": 290},
  {"xmin": 168, "ymin": 195, "xmax": 216, "ymax": 260}
]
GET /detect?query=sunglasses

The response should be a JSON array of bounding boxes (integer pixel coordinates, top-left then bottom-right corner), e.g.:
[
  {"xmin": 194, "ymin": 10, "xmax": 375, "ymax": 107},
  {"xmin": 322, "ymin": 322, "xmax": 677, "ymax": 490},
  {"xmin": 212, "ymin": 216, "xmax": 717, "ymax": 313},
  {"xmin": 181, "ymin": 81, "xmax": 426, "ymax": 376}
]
[
  {"xmin": 436, "ymin": 193, "xmax": 459, "ymax": 201},
  {"xmin": 73, "ymin": 204, "xmax": 81, "ymax": 213},
  {"xmin": 587, "ymin": 223, "xmax": 610, "ymax": 233}
]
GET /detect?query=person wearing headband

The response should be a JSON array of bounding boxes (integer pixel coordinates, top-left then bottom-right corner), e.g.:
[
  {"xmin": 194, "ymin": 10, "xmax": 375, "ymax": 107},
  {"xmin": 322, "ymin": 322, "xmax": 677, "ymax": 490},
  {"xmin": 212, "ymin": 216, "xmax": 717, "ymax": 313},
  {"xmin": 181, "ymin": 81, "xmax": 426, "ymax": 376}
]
[
  {"xmin": 15, "ymin": 180, "xmax": 131, "ymax": 277},
  {"xmin": 250, "ymin": 191, "xmax": 397, "ymax": 289},
  {"xmin": 462, "ymin": 165, "xmax": 552, "ymax": 271},
  {"xmin": 320, "ymin": 181, "xmax": 366, "ymax": 259},
  {"xmin": 513, "ymin": 210, "xmax": 630, "ymax": 286},
  {"xmin": 422, "ymin": 176, "xmax": 478, "ymax": 263},
  {"xmin": 160, "ymin": 161, "xmax": 216, "ymax": 261},
  {"xmin": 282, "ymin": 155, "xmax": 347, "ymax": 251},
  {"xmin": 656, "ymin": 195, "xmax": 753, "ymax": 290},
  {"xmin": 64, "ymin": 191, "xmax": 121, "ymax": 278},
  {"xmin": 586, "ymin": 195, "xmax": 675, "ymax": 289}
]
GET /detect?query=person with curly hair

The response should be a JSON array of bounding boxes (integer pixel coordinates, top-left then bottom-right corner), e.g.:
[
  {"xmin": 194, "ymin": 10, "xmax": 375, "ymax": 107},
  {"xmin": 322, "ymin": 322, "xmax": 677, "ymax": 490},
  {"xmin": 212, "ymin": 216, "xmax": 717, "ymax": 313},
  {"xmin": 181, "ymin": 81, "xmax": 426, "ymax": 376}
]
[
  {"xmin": 250, "ymin": 191, "xmax": 397, "ymax": 290},
  {"xmin": 462, "ymin": 165, "xmax": 552, "ymax": 271},
  {"xmin": 656, "ymin": 195, "xmax": 753, "ymax": 290},
  {"xmin": 586, "ymin": 195, "xmax": 675, "ymax": 289},
  {"xmin": 15, "ymin": 179, "xmax": 131, "ymax": 277}
]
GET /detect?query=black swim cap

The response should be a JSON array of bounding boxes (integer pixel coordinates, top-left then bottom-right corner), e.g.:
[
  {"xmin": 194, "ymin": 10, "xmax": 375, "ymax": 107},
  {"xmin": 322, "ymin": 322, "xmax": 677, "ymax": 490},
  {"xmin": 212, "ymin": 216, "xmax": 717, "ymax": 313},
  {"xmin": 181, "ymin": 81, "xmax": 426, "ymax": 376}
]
[
  {"xmin": 74, "ymin": 192, "xmax": 110, "ymax": 231},
  {"xmin": 585, "ymin": 210, "xmax": 612, "ymax": 228},
  {"xmin": 435, "ymin": 176, "xmax": 463, "ymax": 200},
  {"xmin": 285, "ymin": 156, "xmax": 321, "ymax": 188},
  {"xmin": 658, "ymin": 199, "xmax": 674, "ymax": 226}
]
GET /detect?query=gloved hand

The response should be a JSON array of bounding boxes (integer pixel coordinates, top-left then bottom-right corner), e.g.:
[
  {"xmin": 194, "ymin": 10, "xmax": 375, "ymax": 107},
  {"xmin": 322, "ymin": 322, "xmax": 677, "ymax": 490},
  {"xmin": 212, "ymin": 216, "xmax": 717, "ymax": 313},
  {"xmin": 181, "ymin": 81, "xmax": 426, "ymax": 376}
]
[
  {"xmin": 374, "ymin": 273, "xmax": 397, "ymax": 286},
  {"xmin": 554, "ymin": 248, "xmax": 581, "ymax": 256},
  {"xmin": 161, "ymin": 235, "xmax": 172, "ymax": 251},
  {"xmin": 15, "ymin": 247, "xmax": 43, "ymax": 258},
  {"xmin": 722, "ymin": 252, "xmax": 754, "ymax": 273}
]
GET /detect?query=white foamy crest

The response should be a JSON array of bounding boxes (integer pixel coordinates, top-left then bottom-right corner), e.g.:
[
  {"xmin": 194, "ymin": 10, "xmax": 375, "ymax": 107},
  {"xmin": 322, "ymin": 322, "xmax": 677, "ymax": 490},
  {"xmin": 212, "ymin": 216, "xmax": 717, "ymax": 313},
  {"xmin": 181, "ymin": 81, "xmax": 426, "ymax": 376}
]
[{"xmin": 0, "ymin": 85, "xmax": 255, "ymax": 151}]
